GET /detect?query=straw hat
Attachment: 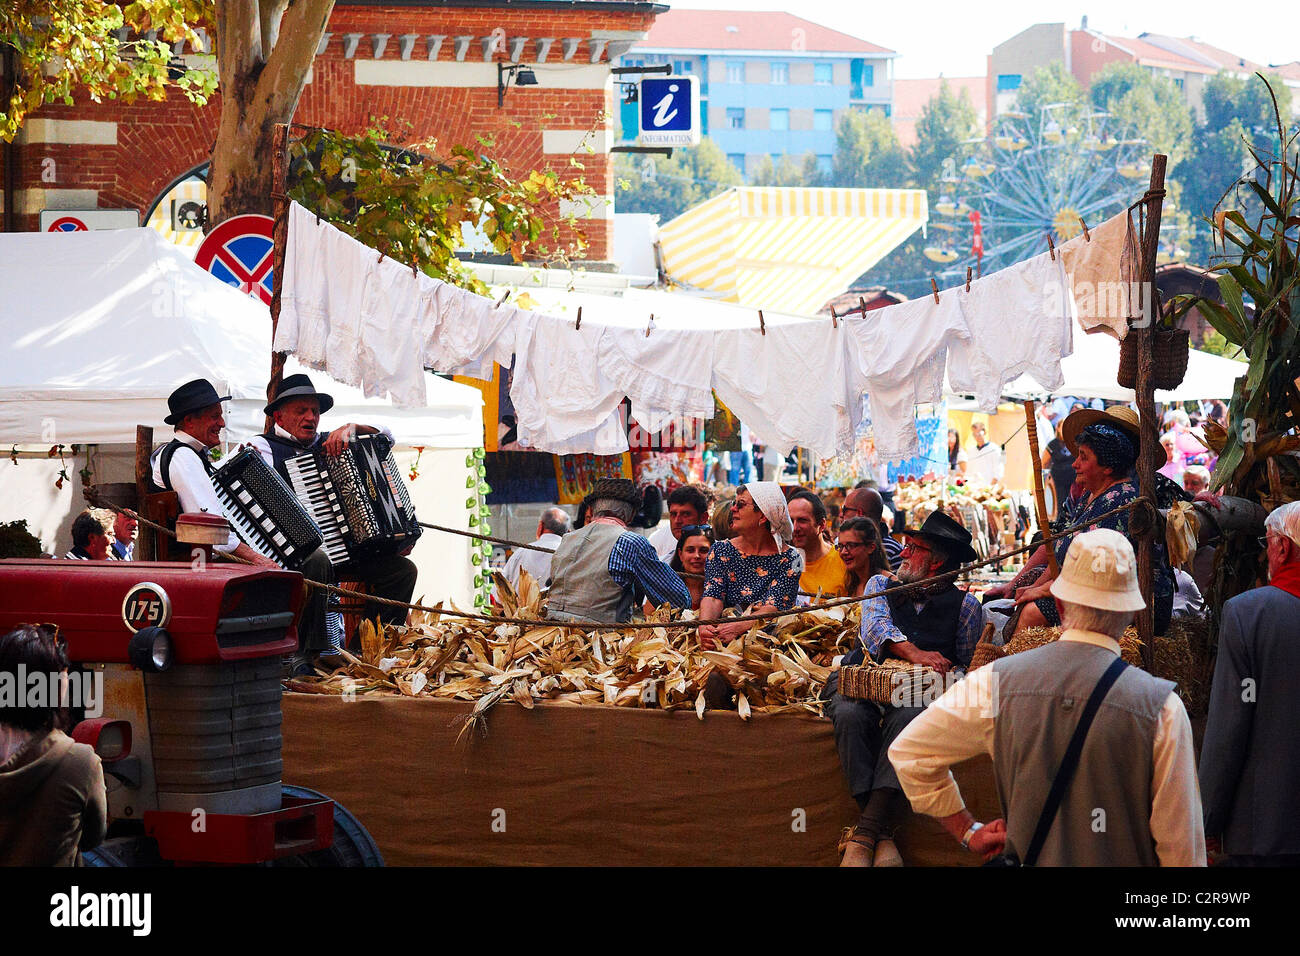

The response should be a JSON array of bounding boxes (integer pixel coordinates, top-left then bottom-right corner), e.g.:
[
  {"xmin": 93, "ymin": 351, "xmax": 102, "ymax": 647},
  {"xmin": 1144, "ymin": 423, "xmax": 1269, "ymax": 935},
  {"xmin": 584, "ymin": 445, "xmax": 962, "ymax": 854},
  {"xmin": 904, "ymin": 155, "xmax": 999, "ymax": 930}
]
[
  {"xmin": 1061, "ymin": 405, "xmax": 1140, "ymax": 453},
  {"xmin": 1050, "ymin": 528, "xmax": 1146, "ymax": 612}
]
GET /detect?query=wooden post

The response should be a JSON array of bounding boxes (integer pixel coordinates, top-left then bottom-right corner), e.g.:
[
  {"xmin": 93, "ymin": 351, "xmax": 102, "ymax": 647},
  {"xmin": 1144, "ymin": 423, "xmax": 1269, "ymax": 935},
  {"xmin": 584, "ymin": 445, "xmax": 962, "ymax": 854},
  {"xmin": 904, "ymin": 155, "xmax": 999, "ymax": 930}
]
[
  {"xmin": 134, "ymin": 425, "xmax": 154, "ymax": 560},
  {"xmin": 1134, "ymin": 154, "xmax": 1167, "ymax": 672},
  {"xmin": 266, "ymin": 123, "xmax": 290, "ymax": 435},
  {"xmin": 1023, "ymin": 400, "xmax": 1059, "ymax": 575}
]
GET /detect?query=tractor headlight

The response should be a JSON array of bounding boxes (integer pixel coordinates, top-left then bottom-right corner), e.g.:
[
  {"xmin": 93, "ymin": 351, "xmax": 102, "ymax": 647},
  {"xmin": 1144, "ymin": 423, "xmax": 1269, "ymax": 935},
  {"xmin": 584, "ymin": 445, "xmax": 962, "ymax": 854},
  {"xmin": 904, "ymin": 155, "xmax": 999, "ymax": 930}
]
[{"xmin": 128, "ymin": 626, "xmax": 174, "ymax": 672}]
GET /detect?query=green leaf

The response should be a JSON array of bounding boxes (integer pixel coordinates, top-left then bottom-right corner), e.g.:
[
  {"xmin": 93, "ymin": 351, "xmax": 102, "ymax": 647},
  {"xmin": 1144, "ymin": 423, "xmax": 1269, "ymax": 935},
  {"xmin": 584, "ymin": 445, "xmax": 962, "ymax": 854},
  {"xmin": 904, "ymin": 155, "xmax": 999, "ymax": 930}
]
[{"xmin": 1197, "ymin": 298, "xmax": 1249, "ymax": 346}]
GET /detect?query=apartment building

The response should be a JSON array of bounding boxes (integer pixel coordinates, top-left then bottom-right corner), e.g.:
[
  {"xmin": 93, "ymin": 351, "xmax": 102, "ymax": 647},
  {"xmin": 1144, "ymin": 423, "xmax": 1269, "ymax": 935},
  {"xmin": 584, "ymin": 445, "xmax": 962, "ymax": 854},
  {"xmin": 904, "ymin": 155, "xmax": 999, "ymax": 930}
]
[{"xmin": 619, "ymin": 9, "xmax": 895, "ymax": 179}]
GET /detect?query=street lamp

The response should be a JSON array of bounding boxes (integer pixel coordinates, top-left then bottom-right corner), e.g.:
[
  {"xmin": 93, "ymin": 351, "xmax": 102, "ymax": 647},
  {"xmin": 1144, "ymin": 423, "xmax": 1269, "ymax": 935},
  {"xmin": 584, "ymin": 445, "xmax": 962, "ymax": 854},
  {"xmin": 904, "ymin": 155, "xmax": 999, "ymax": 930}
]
[{"xmin": 498, "ymin": 63, "xmax": 538, "ymax": 108}]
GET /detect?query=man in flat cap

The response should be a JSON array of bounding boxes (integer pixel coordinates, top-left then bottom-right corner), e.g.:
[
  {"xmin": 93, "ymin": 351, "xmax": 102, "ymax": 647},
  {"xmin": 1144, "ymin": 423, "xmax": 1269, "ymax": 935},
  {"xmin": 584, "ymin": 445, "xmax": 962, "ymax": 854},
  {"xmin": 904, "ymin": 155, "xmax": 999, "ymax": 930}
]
[
  {"xmin": 150, "ymin": 378, "xmax": 278, "ymax": 569},
  {"xmin": 249, "ymin": 373, "xmax": 418, "ymax": 660},
  {"xmin": 889, "ymin": 528, "xmax": 1204, "ymax": 866},
  {"xmin": 546, "ymin": 478, "xmax": 690, "ymax": 624}
]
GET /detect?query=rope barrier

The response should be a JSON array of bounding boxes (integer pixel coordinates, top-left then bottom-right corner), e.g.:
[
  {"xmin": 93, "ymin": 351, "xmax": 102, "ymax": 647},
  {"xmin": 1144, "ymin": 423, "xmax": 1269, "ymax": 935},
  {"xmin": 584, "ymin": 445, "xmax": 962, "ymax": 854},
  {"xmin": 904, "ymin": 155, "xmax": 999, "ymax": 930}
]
[{"xmin": 86, "ymin": 492, "xmax": 1148, "ymax": 632}]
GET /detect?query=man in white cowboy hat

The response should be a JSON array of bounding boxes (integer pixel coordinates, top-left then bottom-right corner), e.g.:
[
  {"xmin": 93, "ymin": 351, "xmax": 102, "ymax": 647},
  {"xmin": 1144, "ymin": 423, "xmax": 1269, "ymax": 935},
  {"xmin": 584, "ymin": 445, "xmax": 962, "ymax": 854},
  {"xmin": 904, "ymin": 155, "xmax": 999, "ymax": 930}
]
[
  {"xmin": 889, "ymin": 528, "xmax": 1205, "ymax": 866},
  {"xmin": 546, "ymin": 478, "xmax": 690, "ymax": 625},
  {"xmin": 1200, "ymin": 500, "xmax": 1300, "ymax": 865},
  {"xmin": 248, "ymin": 373, "xmax": 418, "ymax": 664}
]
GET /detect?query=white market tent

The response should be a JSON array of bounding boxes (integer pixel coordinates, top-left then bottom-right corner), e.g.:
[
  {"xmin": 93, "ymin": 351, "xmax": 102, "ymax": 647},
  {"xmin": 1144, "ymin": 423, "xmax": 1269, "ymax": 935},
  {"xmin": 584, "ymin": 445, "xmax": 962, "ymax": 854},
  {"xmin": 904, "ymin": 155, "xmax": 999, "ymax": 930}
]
[
  {"xmin": 0, "ymin": 228, "xmax": 484, "ymax": 604},
  {"xmin": 1002, "ymin": 325, "xmax": 1247, "ymax": 403}
]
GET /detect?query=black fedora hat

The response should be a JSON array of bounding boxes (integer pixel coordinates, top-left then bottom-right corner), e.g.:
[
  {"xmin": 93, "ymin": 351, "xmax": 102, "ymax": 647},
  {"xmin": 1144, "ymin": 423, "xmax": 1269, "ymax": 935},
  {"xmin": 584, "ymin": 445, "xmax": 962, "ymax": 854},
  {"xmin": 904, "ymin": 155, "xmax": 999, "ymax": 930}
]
[
  {"xmin": 164, "ymin": 378, "xmax": 231, "ymax": 425},
  {"xmin": 264, "ymin": 373, "xmax": 335, "ymax": 416},
  {"xmin": 898, "ymin": 510, "xmax": 978, "ymax": 564}
]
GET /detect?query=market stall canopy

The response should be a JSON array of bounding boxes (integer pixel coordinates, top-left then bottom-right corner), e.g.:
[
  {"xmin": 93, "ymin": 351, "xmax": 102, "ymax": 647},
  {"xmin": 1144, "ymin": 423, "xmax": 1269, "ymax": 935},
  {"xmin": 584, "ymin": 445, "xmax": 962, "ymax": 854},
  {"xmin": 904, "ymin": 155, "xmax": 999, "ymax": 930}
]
[
  {"xmin": 0, "ymin": 228, "xmax": 482, "ymax": 447},
  {"xmin": 657, "ymin": 187, "xmax": 928, "ymax": 314},
  {"xmin": 1000, "ymin": 325, "xmax": 1246, "ymax": 402}
]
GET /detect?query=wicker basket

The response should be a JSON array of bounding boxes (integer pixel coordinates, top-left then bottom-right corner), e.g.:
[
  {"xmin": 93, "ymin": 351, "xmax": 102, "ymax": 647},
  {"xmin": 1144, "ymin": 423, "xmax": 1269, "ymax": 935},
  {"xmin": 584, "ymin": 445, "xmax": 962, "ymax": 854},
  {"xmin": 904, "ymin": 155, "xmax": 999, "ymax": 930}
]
[
  {"xmin": 838, "ymin": 659, "xmax": 936, "ymax": 704},
  {"xmin": 967, "ymin": 641, "xmax": 1006, "ymax": 671},
  {"xmin": 1117, "ymin": 327, "xmax": 1190, "ymax": 390}
]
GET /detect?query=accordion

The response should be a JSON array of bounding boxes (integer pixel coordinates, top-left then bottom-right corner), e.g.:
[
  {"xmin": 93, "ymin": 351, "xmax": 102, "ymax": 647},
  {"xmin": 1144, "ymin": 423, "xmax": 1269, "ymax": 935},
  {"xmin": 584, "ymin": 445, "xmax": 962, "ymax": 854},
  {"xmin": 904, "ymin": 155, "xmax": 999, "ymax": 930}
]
[
  {"xmin": 284, "ymin": 435, "xmax": 421, "ymax": 569},
  {"xmin": 210, "ymin": 448, "xmax": 323, "ymax": 570}
]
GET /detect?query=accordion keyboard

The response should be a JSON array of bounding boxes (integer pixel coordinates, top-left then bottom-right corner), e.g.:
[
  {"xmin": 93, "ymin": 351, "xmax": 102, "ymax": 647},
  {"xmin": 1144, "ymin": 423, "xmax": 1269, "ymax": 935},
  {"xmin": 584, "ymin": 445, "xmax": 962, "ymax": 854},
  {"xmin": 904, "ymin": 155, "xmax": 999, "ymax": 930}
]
[
  {"xmin": 284, "ymin": 455, "xmax": 353, "ymax": 566},
  {"xmin": 211, "ymin": 449, "xmax": 322, "ymax": 570}
]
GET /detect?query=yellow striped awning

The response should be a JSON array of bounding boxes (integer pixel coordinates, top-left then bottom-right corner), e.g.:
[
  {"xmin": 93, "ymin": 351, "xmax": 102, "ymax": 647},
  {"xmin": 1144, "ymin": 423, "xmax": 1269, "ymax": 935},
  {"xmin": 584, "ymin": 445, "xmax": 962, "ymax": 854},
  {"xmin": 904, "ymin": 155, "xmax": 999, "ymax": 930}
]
[
  {"xmin": 657, "ymin": 187, "xmax": 928, "ymax": 314},
  {"xmin": 146, "ymin": 177, "xmax": 206, "ymax": 256}
]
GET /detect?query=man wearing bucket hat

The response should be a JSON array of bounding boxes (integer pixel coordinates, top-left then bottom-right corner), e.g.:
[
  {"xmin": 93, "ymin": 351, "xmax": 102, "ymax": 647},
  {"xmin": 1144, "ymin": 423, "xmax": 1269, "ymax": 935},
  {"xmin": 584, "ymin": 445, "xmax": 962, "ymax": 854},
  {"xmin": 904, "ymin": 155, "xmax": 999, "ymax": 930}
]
[
  {"xmin": 828, "ymin": 510, "xmax": 985, "ymax": 866},
  {"xmin": 546, "ymin": 478, "xmax": 691, "ymax": 624},
  {"xmin": 248, "ymin": 373, "xmax": 418, "ymax": 661},
  {"xmin": 149, "ymin": 378, "xmax": 279, "ymax": 569},
  {"xmin": 889, "ymin": 528, "xmax": 1205, "ymax": 866},
  {"xmin": 1200, "ymin": 501, "xmax": 1300, "ymax": 865}
]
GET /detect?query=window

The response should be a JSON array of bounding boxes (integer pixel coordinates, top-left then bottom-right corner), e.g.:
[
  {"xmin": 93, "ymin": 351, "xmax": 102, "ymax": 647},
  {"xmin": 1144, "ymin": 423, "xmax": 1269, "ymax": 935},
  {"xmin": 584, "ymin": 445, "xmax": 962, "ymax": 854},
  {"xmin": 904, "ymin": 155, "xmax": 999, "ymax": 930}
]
[
  {"xmin": 771, "ymin": 62, "xmax": 789, "ymax": 85},
  {"xmin": 770, "ymin": 108, "xmax": 789, "ymax": 131},
  {"xmin": 674, "ymin": 59, "xmax": 693, "ymax": 75},
  {"xmin": 996, "ymin": 74, "xmax": 1022, "ymax": 91},
  {"xmin": 727, "ymin": 61, "xmax": 745, "ymax": 84},
  {"xmin": 1173, "ymin": 77, "xmax": 1184, "ymax": 90},
  {"xmin": 814, "ymin": 109, "xmax": 833, "ymax": 131},
  {"xmin": 727, "ymin": 108, "xmax": 745, "ymax": 129},
  {"xmin": 860, "ymin": 64, "xmax": 874, "ymax": 87},
  {"xmin": 881, "ymin": 104, "xmax": 891, "ymax": 117},
  {"xmin": 816, "ymin": 155, "xmax": 833, "ymax": 177},
  {"xmin": 727, "ymin": 153, "xmax": 746, "ymax": 172},
  {"xmin": 814, "ymin": 63, "xmax": 833, "ymax": 85}
]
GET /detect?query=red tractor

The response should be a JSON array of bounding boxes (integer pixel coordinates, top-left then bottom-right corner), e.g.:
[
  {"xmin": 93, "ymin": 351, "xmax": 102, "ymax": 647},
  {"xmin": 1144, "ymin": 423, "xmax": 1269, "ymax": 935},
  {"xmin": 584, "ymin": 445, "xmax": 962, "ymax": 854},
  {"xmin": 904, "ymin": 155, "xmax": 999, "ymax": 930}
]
[{"xmin": 0, "ymin": 558, "xmax": 382, "ymax": 866}]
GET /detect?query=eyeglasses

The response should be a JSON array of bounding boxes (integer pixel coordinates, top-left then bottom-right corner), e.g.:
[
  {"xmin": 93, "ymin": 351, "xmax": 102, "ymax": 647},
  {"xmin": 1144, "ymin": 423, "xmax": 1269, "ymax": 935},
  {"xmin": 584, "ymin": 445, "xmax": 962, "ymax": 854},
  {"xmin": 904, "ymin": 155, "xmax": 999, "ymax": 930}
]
[
  {"xmin": 1258, "ymin": 534, "xmax": 1273, "ymax": 549},
  {"xmin": 840, "ymin": 506, "xmax": 863, "ymax": 518},
  {"xmin": 836, "ymin": 539, "xmax": 866, "ymax": 552},
  {"xmin": 901, "ymin": 539, "xmax": 933, "ymax": 556}
]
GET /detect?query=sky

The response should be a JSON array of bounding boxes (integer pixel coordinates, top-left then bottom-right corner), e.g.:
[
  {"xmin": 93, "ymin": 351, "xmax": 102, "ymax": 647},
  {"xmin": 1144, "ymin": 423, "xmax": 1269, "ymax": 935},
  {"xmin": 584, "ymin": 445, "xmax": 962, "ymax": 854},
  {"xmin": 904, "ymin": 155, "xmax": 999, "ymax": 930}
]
[{"xmin": 657, "ymin": 0, "xmax": 1299, "ymax": 79}]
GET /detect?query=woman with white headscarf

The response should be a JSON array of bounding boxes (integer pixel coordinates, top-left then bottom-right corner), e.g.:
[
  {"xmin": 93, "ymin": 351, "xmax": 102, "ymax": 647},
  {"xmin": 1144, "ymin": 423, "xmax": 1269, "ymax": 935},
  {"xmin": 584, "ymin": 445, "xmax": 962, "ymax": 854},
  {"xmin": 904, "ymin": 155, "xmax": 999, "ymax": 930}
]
[{"xmin": 698, "ymin": 482, "xmax": 801, "ymax": 650}]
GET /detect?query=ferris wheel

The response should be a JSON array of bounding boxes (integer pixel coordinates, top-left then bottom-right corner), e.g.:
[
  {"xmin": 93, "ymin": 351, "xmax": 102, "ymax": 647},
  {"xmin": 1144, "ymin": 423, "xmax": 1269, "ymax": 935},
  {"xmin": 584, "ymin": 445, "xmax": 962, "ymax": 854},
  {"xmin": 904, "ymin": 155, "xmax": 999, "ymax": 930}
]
[{"xmin": 924, "ymin": 104, "xmax": 1155, "ymax": 275}]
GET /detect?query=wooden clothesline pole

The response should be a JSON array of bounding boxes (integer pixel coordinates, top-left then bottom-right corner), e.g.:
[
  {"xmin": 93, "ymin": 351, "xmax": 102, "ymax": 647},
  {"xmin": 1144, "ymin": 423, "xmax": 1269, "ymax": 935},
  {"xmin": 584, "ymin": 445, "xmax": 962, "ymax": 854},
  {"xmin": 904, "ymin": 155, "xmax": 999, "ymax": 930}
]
[
  {"xmin": 1134, "ymin": 153, "xmax": 1168, "ymax": 672},
  {"xmin": 1023, "ymin": 399, "xmax": 1059, "ymax": 576},
  {"xmin": 266, "ymin": 122, "xmax": 290, "ymax": 436}
]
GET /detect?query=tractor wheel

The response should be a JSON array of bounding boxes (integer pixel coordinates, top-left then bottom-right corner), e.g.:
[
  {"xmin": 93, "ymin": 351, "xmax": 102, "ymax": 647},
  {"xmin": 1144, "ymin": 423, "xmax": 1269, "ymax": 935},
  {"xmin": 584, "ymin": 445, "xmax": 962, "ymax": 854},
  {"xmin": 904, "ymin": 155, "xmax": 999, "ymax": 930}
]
[{"xmin": 274, "ymin": 784, "xmax": 384, "ymax": 867}]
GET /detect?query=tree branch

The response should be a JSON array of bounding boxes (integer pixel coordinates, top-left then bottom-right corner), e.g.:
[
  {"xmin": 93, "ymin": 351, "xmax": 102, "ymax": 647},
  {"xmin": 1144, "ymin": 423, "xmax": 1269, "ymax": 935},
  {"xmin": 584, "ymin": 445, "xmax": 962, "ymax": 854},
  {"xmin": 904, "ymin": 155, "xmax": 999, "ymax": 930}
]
[
  {"xmin": 259, "ymin": 0, "xmax": 290, "ymax": 56},
  {"xmin": 256, "ymin": 0, "xmax": 332, "ymax": 117},
  {"xmin": 215, "ymin": 0, "xmax": 264, "ymax": 90}
]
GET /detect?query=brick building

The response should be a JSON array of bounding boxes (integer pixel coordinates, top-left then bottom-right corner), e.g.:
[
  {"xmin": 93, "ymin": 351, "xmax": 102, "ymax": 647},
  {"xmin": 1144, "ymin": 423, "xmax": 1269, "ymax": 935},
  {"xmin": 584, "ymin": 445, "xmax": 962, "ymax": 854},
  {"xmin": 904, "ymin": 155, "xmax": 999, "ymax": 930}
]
[{"xmin": 0, "ymin": 0, "xmax": 667, "ymax": 261}]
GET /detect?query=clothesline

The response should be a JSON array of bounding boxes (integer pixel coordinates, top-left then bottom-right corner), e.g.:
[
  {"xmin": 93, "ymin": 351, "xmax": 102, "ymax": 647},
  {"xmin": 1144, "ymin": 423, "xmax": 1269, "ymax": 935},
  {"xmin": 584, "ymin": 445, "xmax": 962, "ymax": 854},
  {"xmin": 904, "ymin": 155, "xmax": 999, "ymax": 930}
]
[{"xmin": 274, "ymin": 201, "xmax": 1138, "ymax": 462}]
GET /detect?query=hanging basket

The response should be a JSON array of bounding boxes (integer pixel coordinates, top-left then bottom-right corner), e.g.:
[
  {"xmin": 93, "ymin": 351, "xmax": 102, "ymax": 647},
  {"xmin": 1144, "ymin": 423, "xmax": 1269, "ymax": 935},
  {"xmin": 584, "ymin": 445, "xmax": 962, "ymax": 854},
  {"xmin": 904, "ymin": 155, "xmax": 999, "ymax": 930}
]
[{"xmin": 1116, "ymin": 328, "xmax": 1190, "ymax": 391}]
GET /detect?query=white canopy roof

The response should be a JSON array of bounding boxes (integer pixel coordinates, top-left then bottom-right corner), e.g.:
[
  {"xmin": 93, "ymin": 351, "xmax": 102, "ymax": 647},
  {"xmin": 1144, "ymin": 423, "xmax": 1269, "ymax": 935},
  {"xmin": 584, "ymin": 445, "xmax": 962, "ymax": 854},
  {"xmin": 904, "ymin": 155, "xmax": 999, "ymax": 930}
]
[
  {"xmin": 1002, "ymin": 326, "xmax": 1246, "ymax": 402},
  {"xmin": 0, "ymin": 228, "xmax": 483, "ymax": 447}
]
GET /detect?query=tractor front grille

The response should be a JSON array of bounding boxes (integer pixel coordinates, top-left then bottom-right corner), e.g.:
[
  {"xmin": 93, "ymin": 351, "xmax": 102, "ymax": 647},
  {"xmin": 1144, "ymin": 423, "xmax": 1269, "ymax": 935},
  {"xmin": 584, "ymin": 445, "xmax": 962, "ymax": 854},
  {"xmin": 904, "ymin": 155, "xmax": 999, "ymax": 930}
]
[{"xmin": 145, "ymin": 658, "xmax": 283, "ymax": 793}]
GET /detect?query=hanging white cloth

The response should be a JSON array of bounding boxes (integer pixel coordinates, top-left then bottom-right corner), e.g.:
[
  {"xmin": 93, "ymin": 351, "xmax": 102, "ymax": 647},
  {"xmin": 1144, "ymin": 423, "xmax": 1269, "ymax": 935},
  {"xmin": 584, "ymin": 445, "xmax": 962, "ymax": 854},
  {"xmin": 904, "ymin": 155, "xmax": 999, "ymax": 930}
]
[
  {"xmin": 1060, "ymin": 211, "xmax": 1138, "ymax": 341},
  {"xmin": 949, "ymin": 249, "xmax": 1076, "ymax": 412},
  {"xmin": 839, "ymin": 294, "xmax": 970, "ymax": 461}
]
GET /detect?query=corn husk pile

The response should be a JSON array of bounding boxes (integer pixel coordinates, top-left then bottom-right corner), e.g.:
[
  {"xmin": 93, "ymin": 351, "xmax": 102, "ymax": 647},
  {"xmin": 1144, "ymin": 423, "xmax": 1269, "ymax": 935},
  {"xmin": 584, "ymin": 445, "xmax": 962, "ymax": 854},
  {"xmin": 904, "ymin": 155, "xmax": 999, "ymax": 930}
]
[
  {"xmin": 1001, "ymin": 625, "xmax": 1145, "ymax": 667},
  {"xmin": 286, "ymin": 571, "xmax": 861, "ymax": 726}
]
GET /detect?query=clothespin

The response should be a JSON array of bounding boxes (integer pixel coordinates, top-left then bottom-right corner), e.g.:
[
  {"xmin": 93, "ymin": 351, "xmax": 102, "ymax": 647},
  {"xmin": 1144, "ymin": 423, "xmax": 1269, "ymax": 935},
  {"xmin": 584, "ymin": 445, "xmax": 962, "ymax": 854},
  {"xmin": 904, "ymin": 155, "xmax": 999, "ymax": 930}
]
[
  {"xmin": 1078, "ymin": 216, "xmax": 1091, "ymax": 241},
  {"xmin": 645, "ymin": 313, "xmax": 656, "ymax": 338},
  {"xmin": 758, "ymin": 310, "xmax": 766, "ymax": 335},
  {"xmin": 377, "ymin": 249, "xmax": 385, "ymax": 263},
  {"xmin": 966, "ymin": 267, "xmax": 972, "ymax": 292},
  {"xmin": 830, "ymin": 305, "xmax": 839, "ymax": 329},
  {"xmin": 930, "ymin": 278, "xmax": 940, "ymax": 304},
  {"xmin": 574, "ymin": 306, "xmax": 583, "ymax": 330},
  {"xmin": 1046, "ymin": 233, "xmax": 1056, "ymax": 260},
  {"xmin": 495, "ymin": 290, "xmax": 511, "ymax": 309},
  {"xmin": 859, "ymin": 296, "xmax": 868, "ymax": 317}
]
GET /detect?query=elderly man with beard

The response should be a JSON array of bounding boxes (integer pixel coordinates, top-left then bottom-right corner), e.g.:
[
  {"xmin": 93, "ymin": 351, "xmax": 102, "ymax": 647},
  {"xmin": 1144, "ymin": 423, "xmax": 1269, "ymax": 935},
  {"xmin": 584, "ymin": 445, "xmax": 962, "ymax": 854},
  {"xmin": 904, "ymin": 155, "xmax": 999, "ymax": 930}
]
[{"xmin": 823, "ymin": 511, "xmax": 984, "ymax": 866}]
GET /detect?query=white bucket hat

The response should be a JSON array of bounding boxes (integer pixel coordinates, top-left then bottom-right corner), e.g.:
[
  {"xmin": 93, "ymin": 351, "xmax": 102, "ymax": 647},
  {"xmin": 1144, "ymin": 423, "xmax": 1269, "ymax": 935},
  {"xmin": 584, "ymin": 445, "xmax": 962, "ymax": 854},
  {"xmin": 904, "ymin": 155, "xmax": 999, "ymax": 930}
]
[{"xmin": 1050, "ymin": 528, "xmax": 1146, "ymax": 612}]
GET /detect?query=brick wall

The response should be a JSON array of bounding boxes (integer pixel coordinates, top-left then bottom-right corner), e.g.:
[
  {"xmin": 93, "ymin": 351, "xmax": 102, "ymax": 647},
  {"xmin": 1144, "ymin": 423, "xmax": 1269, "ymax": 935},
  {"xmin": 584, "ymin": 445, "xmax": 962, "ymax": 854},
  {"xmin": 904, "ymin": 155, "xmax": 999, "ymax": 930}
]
[{"xmin": 3, "ymin": 3, "xmax": 659, "ymax": 260}]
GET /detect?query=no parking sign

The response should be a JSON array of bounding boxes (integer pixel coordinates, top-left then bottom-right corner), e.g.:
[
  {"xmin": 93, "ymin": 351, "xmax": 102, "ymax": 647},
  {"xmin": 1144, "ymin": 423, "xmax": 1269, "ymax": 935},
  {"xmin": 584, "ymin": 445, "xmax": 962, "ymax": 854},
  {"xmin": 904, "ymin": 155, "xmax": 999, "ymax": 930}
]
[{"xmin": 195, "ymin": 214, "xmax": 275, "ymax": 305}]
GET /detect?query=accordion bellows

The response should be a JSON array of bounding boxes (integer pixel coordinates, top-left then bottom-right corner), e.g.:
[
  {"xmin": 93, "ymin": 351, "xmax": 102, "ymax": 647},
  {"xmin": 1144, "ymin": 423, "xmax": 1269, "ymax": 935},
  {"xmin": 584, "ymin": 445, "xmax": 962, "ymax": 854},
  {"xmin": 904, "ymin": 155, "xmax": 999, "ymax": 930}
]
[{"xmin": 838, "ymin": 659, "xmax": 937, "ymax": 704}]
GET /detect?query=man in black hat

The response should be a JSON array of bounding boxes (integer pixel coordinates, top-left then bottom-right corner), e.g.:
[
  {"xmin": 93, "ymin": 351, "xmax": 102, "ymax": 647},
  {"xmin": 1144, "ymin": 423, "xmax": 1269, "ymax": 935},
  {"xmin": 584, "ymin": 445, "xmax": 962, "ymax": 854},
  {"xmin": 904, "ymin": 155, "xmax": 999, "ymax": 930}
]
[
  {"xmin": 546, "ymin": 478, "xmax": 690, "ymax": 624},
  {"xmin": 824, "ymin": 510, "xmax": 985, "ymax": 867},
  {"xmin": 248, "ymin": 373, "xmax": 418, "ymax": 655},
  {"xmin": 150, "ymin": 378, "xmax": 279, "ymax": 569}
]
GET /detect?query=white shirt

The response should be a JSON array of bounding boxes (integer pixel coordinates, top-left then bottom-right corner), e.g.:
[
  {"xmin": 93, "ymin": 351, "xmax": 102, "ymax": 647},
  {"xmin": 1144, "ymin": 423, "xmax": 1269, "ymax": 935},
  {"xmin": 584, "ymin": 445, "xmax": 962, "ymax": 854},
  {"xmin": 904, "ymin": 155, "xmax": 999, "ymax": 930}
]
[
  {"xmin": 501, "ymin": 532, "xmax": 563, "ymax": 591},
  {"xmin": 647, "ymin": 522, "xmax": 677, "ymax": 562},
  {"xmin": 151, "ymin": 431, "xmax": 239, "ymax": 553},
  {"xmin": 247, "ymin": 423, "xmax": 396, "ymax": 470},
  {"xmin": 887, "ymin": 628, "xmax": 1206, "ymax": 867},
  {"xmin": 965, "ymin": 441, "xmax": 1004, "ymax": 484}
]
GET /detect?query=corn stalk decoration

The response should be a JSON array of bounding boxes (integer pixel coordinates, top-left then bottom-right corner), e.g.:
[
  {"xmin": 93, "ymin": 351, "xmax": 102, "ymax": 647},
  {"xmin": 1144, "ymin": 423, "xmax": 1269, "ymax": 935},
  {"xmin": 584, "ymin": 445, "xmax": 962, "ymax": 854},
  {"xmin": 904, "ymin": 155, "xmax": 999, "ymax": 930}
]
[{"xmin": 1172, "ymin": 74, "xmax": 1300, "ymax": 604}]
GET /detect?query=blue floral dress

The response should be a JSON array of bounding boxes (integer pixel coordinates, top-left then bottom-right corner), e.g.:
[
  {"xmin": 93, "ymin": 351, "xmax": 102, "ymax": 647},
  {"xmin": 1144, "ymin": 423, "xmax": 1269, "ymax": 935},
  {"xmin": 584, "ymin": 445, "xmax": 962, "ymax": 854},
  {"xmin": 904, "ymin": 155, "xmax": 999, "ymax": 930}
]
[
  {"xmin": 1034, "ymin": 478, "xmax": 1175, "ymax": 630},
  {"xmin": 702, "ymin": 539, "xmax": 801, "ymax": 611}
]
